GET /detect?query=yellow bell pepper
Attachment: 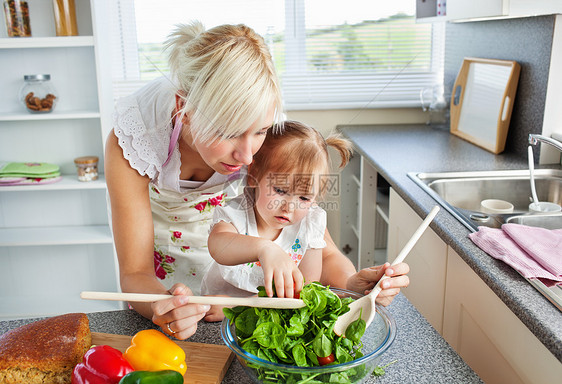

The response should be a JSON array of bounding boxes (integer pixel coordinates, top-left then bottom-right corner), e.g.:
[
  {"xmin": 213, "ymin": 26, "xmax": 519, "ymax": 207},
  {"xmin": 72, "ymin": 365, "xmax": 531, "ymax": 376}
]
[{"xmin": 123, "ymin": 329, "xmax": 187, "ymax": 375}]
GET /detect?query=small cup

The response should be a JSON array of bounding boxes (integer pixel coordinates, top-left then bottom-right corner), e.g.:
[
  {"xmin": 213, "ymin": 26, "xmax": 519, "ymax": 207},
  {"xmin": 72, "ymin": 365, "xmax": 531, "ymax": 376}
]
[
  {"xmin": 529, "ymin": 202, "xmax": 562, "ymax": 213},
  {"xmin": 480, "ymin": 199, "xmax": 514, "ymax": 214}
]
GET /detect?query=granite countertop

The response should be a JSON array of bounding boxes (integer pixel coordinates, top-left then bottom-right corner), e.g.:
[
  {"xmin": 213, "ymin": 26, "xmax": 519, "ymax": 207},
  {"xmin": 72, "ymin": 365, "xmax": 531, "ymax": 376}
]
[
  {"xmin": 338, "ymin": 123, "xmax": 562, "ymax": 362},
  {"xmin": 0, "ymin": 294, "xmax": 482, "ymax": 383}
]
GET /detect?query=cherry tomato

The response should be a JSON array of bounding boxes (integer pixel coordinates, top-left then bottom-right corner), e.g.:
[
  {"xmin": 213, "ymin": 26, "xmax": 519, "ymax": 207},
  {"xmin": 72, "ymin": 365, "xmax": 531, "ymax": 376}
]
[
  {"xmin": 317, "ymin": 353, "xmax": 335, "ymax": 366},
  {"xmin": 293, "ymin": 282, "xmax": 300, "ymax": 299}
]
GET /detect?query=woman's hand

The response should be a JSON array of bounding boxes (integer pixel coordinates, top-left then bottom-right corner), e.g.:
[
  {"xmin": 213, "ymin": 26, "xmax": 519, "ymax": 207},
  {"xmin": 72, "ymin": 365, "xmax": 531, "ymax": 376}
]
[
  {"xmin": 258, "ymin": 242, "xmax": 303, "ymax": 298},
  {"xmin": 346, "ymin": 262, "xmax": 410, "ymax": 306},
  {"xmin": 150, "ymin": 283, "xmax": 211, "ymax": 340}
]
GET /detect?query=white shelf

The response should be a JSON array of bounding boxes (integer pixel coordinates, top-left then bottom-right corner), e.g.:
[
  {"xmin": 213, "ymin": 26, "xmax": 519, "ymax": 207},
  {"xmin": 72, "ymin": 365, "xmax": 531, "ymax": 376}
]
[
  {"xmin": 376, "ymin": 204, "xmax": 390, "ymax": 225},
  {"xmin": 0, "ymin": 225, "xmax": 113, "ymax": 247},
  {"xmin": 351, "ymin": 224, "xmax": 359, "ymax": 239},
  {"xmin": 376, "ymin": 190, "xmax": 390, "ymax": 224},
  {"xmin": 351, "ymin": 174, "xmax": 361, "ymax": 187},
  {"xmin": 0, "ymin": 0, "xmax": 120, "ymax": 321},
  {"xmin": 0, "ymin": 36, "xmax": 95, "ymax": 49},
  {"xmin": 0, "ymin": 110, "xmax": 100, "ymax": 121},
  {"xmin": 0, "ymin": 175, "xmax": 106, "ymax": 192}
]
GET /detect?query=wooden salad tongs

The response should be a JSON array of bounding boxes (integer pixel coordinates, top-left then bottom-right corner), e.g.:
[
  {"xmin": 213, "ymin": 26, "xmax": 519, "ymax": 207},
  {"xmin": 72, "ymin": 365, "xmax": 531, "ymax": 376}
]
[
  {"xmin": 80, "ymin": 291, "xmax": 306, "ymax": 309},
  {"xmin": 84, "ymin": 206, "xmax": 439, "ymax": 327},
  {"xmin": 333, "ymin": 205, "xmax": 440, "ymax": 336}
]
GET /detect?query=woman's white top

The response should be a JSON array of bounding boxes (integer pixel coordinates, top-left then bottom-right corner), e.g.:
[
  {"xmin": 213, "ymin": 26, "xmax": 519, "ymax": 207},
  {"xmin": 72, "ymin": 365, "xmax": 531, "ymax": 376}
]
[
  {"xmin": 201, "ymin": 188, "xmax": 327, "ymax": 296},
  {"xmin": 112, "ymin": 76, "xmax": 245, "ymax": 295}
]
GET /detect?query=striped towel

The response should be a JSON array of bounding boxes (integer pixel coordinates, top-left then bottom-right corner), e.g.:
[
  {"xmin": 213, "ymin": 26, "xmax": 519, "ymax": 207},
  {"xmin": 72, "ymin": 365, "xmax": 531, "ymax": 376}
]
[{"xmin": 469, "ymin": 224, "xmax": 562, "ymax": 287}]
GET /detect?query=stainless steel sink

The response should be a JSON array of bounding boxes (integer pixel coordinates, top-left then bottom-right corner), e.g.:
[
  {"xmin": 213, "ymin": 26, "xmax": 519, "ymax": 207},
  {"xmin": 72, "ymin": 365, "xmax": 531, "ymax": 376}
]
[
  {"xmin": 408, "ymin": 169, "xmax": 562, "ymax": 232},
  {"xmin": 408, "ymin": 169, "xmax": 562, "ymax": 311},
  {"xmin": 506, "ymin": 212, "xmax": 562, "ymax": 229}
]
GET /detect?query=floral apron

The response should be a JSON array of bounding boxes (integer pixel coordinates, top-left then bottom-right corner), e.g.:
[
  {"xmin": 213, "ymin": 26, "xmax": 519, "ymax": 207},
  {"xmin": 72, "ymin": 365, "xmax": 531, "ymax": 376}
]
[
  {"xmin": 149, "ymin": 175, "xmax": 244, "ymax": 295},
  {"xmin": 148, "ymin": 118, "xmax": 245, "ymax": 294}
]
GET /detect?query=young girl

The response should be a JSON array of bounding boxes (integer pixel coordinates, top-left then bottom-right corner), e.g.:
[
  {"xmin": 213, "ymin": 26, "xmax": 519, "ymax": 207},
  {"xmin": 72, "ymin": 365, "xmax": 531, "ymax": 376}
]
[{"xmin": 203, "ymin": 121, "xmax": 353, "ymax": 299}]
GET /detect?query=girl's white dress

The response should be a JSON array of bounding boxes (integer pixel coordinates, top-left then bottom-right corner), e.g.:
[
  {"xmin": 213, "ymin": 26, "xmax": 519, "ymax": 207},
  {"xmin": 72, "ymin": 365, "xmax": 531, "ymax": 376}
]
[
  {"xmin": 112, "ymin": 76, "xmax": 245, "ymax": 295},
  {"xmin": 201, "ymin": 188, "xmax": 327, "ymax": 296}
]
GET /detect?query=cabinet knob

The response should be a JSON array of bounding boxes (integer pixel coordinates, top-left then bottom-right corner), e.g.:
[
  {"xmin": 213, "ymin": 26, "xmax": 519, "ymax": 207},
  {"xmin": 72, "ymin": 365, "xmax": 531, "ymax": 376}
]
[{"xmin": 342, "ymin": 244, "xmax": 353, "ymax": 255}]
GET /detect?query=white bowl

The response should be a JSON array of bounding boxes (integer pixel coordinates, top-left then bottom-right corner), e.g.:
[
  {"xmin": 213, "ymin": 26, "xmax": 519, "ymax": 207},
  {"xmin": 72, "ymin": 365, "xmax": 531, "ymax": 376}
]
[{"xmin": 480, "ymin": 199, "xmax": 514, "ymax": 214}]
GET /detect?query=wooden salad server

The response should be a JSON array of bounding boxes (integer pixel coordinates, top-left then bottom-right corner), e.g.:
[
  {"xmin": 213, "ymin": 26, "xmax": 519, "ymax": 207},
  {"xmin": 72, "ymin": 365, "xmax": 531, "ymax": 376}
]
[
  {"xmin": 333, "ymin": 205, "xmax": 440, "ymax": 336},
  {"xmin": 80, "ymin": 291, "xmax": 306, "ymax": 309}
]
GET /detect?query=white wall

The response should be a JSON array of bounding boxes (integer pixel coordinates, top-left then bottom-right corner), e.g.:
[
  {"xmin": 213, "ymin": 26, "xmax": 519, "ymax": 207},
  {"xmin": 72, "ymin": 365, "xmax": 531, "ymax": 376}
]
[
  {"xmin": 540, "ymin": 14, "xmax": 562, "ymax": 164},
  {"xmin": 286, "ymin": 108, "xmax": 427, "ymax": 137},
  {"xmin": 285, "ymin": 107, "xmax": 428, "ymax": 246}
]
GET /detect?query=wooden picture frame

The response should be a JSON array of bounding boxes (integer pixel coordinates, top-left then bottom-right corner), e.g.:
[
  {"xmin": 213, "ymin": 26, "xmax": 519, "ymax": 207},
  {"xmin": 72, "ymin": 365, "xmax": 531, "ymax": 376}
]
[{"xmin": 450, "ymin": 58, "xmax": 521, "ymax": 154}]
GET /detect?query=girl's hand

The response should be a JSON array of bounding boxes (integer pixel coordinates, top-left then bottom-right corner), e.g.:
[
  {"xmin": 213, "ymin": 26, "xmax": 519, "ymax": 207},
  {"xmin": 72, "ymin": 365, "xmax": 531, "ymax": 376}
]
[
  {"xmin": 204, "ymin": 304, "xmax": 227, "ymax": 322},
  {"xmin": 346, "ymin": 262, "xmax": 410, "ymax": 307},
  {"xmin": 202, "ymin": 295, "xmax": 230, "ymax": 323},
  {"xmin": 151, "ymin": 283, "xmax": 211, "ymax": 340},
  {"xmin": 258, "ymin": 243, "xmax": 304, "ymax": 298}
]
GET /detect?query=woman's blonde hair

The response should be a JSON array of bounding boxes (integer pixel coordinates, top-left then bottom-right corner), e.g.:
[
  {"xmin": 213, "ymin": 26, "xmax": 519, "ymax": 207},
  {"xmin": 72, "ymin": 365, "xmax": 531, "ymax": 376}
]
[
  {"xmin": 164, "ymin": 21, "xmax": 284, "ymax": 143},
  {"xmin": 248, "ymin": 121, "xmax": 353, "ymax": 197}
]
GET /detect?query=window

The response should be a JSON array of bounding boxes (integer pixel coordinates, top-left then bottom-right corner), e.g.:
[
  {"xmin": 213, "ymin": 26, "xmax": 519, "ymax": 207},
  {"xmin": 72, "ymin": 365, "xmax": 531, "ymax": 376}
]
[{"xmin": 109, "ymin": 0, "xmax": 444, "ymax": 109}]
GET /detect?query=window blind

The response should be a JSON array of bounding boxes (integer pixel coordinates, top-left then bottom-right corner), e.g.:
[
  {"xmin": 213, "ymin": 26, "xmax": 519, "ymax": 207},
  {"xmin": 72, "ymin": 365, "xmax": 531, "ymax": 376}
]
[{"xmin": 108, "ymin": 0, "xmax": 444, "ymax": 109}]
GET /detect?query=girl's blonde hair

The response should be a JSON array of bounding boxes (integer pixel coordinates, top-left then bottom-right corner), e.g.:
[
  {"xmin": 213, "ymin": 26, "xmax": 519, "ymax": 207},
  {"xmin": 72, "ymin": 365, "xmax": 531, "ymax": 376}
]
[
  {"xmin": 164, "ymin": 21, "xmax": 284, "ymax": 143},
  {"xmin": 249, "ymin": 121, "xmax": 353, "ymax": 196}
]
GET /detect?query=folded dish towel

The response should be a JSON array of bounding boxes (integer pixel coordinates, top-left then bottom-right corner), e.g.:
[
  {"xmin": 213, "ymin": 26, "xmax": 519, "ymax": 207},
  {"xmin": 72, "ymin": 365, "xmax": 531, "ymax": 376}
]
[{"xmin": 469, "ymin": 224, "xmax": 562, "ymax": 287}]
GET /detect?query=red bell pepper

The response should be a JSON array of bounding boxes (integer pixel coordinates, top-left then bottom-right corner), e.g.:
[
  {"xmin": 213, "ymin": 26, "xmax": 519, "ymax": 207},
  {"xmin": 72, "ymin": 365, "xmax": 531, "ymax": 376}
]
[{"xmin": 72, "ymin": 345, "xmax": 135, "ymax": 384}]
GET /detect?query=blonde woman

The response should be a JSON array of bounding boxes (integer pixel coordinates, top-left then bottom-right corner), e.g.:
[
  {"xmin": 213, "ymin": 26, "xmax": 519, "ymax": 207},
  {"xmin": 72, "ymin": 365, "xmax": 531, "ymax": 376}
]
[{"xmin": 105, "ymin": 22, "xmax": 409, "ymax": 340}]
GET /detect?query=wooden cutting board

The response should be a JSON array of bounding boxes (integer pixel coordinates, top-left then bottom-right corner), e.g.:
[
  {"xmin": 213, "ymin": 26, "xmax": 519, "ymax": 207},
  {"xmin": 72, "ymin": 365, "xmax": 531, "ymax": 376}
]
[{"xmin": 92, "ymin": 332, "xmax": 234, "ymax": 384}]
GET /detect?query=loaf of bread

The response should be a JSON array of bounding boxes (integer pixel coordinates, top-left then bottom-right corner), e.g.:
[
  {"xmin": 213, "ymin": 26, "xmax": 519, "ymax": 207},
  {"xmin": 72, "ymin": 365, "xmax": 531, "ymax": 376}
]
[{"xmin": 0, "ymin": 313, "xmax": 91, "ymax": 384}]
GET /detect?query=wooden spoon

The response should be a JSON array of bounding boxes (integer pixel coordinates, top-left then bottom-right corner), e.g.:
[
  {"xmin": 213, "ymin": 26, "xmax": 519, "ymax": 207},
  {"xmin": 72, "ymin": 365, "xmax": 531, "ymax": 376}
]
[
  {"xmin": 333, "ymin": 205, "xmax": 440, "ymax": 336},
  {"xmin": 80, "ymin": 291, "xmax": 305, "ymax": 309}
]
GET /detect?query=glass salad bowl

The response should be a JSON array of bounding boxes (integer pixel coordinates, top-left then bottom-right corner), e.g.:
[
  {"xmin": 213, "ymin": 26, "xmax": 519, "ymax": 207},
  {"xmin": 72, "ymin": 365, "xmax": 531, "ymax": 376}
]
[{"xmin": 221, "ymin": 287, "xmax": 396, "ymax": 384}]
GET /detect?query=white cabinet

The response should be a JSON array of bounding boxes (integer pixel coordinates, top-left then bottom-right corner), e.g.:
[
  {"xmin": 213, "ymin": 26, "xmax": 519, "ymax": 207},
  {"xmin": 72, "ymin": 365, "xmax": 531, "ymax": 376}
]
[
  {"xmin": 446, "ymin": 0, "xmax": 508, "ymax": 20},
  {"xmin": 388, "ymin": 188, "xmax": 447, "ymax": 333},
  {"xmin": 339, "ymin": 154, "xmax": 388, "ymax": 270},
  {"xmin": 388, "ymin": 190, "xmax": 562, "ymax": 383},
  {"xmin": 415, "ymin": 0, "xmax": 446, "ymax": 21},
  {"xmin": 0, "ymin": 0, "xmax": 121, "ymax": 319},
  {"xmin": 443, "ymin": 248, "xmax": 562, "ymax": 384},
  {"xmin": 417, "ymin": 0, "xmax": 562, "ymax": 22}
]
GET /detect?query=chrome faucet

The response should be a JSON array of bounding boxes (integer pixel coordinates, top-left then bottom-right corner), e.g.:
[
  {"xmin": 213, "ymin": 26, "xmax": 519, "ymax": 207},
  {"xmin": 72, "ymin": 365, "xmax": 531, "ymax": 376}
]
[{"xmin": 528, "ymin": 134, "xmax": 562, "ymax": 152}]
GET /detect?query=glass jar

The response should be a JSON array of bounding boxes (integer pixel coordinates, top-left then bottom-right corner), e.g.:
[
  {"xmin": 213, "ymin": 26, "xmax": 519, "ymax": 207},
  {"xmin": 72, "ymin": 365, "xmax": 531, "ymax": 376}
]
[
  {"xmin": 74, "ymin": 156, "xmax": 99, "ymax": 182},
  {"xmin": 3, "ymin": 0, "xmax": 31, "ymax": 37},
  {"xmin": 19, "ymin": 74, "xmax": 58, "ymax": 113},
  {"xmin": 52, "ymin": 0, "xmax": 78, "ymax": 36}
]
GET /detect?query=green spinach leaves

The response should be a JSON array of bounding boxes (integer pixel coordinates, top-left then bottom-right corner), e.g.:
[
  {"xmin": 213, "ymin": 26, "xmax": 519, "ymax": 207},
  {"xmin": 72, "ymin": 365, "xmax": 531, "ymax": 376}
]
[{"xmin": 224, "ymin": 282, "xmax": 367, "ymax": 383}]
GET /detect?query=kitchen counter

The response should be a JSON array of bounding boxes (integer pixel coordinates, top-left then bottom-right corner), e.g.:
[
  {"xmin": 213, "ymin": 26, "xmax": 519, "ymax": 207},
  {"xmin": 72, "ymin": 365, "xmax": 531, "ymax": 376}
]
[
  {"xmin": 0, "ymin": 294, "xmax": 481, "ymax": 383},
  {"xmin": 338, "ymin": 124, "xmax": 562, "ymax": 362}
]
